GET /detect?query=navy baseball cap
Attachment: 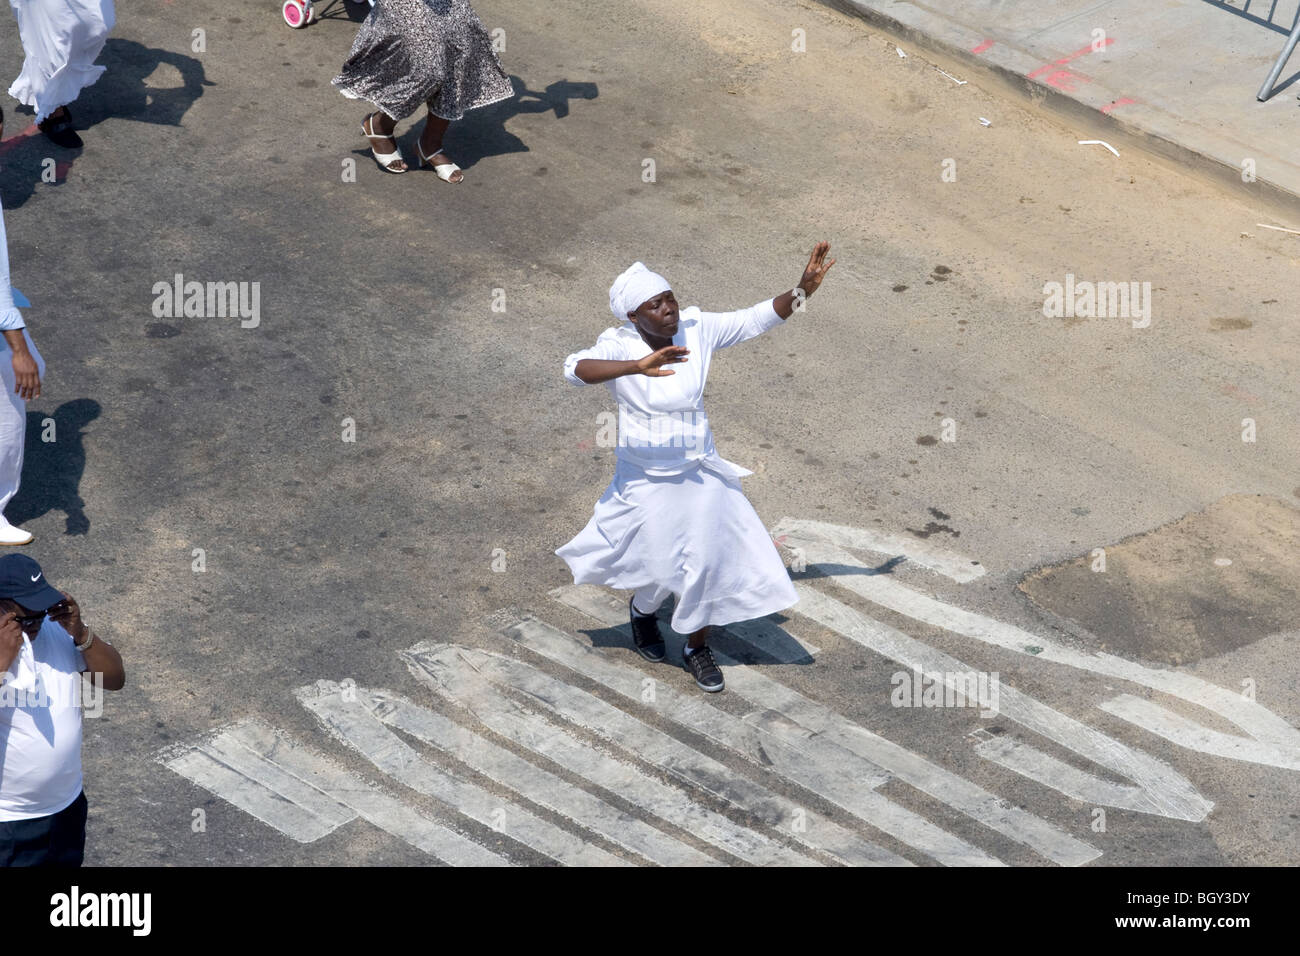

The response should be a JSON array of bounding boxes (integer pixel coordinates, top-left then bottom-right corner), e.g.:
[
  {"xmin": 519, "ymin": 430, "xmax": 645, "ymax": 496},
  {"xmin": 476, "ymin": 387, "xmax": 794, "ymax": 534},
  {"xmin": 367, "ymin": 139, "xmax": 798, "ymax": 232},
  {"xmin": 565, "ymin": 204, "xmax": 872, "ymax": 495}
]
[{"xmin": 0, "ymin": 554, "xmax": 65, "ymax": 610}]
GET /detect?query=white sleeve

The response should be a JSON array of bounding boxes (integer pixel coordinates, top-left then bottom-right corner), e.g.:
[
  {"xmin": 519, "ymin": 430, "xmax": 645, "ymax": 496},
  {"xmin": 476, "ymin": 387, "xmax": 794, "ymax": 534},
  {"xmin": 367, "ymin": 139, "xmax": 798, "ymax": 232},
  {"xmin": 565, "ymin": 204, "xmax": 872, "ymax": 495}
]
[
  {"xmin": 563, "ymin": 328, "xmax": 626, "ymax": 385},
  {"xmin": 701, "ymin": 298, "xmax": 783, "ymax": 351},
  {"xmin": 0, "ymin": 201, "xmax": 25, "ymax": 332}
]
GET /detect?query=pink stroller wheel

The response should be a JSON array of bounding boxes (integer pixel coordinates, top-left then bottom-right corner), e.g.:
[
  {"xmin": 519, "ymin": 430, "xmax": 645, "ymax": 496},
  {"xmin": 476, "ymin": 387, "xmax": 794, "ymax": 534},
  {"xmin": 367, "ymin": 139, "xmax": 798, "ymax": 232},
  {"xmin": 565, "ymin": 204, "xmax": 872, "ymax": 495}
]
[{"xmin": 281, "ymin": 0, "xmax": 308, "ymax": 28}]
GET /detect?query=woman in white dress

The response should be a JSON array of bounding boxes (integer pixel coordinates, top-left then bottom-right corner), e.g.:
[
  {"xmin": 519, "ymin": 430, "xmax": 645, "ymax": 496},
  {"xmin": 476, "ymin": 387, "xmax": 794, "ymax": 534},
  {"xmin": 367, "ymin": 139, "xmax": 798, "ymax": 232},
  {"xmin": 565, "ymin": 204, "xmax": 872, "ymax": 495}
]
[
  {"xmin": 558, "ymin": 243, "xmax": 835, "ymax": 692},
  {"xmin": 7, "ymin": 0, "xmax": 116, "ymax": 148}
]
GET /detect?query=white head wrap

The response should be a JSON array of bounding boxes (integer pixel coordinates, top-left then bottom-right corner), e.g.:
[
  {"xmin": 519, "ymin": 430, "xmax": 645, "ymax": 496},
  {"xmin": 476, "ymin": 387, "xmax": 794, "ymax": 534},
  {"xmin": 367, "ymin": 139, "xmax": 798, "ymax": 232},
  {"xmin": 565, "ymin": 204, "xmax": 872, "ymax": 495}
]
[{"xmin": 609, "ymin": 262, "xmax": 671, "ymax": 321}]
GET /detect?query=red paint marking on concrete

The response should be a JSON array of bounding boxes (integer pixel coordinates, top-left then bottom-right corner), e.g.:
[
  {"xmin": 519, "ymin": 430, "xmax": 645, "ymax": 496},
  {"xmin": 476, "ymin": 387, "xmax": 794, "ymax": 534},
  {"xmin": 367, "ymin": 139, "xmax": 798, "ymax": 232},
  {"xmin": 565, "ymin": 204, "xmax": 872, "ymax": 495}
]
[
  {"xmin": 1221, "ymin": 383, "xmax": 1261, "ymax": 405},
  {"xmin": 971, "ymin": 39, "xmax": 994, "ymax": 54},
  {"xmin": 0, "ymin": 124, "xmax": 41, "ymax": 158},
  {"xmin": 1044, "ymin": 70, "xmax": 1086, "ymax": 92},
  {"xmin": 1027, "ymin": 39, "xmax": 1113, "ymax": 79},
  {"xmin": 0, "ymin": 125, "xmax": 77, "ymax": 184},
  {"xmin": 1100, "ymin": 97, "xmax": 1136, "ymax": 114}
]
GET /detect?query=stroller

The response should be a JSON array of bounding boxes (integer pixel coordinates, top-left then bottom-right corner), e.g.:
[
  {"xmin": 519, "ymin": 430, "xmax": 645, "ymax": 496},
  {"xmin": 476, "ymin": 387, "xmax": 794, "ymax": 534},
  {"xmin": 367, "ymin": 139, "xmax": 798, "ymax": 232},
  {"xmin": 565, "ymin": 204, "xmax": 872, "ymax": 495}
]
[{"xmin": 281, "ymin": 0, "xmax": 373, "ymax": 29}]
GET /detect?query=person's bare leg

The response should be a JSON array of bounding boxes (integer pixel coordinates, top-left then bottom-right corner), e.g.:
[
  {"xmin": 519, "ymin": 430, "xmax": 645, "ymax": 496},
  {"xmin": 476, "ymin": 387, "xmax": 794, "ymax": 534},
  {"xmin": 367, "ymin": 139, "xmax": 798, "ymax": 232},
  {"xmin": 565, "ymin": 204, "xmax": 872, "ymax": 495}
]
[
  {"xmin": 686, "ymin": 627, "xmax": 710, "ymax": 650},
  {"xmin": 363, "ymin": 110, "xmax": 407, "ymax": 172},
  {"xmin": 417, "ymin": 111, "xmax": 463, "ymax": 182}
]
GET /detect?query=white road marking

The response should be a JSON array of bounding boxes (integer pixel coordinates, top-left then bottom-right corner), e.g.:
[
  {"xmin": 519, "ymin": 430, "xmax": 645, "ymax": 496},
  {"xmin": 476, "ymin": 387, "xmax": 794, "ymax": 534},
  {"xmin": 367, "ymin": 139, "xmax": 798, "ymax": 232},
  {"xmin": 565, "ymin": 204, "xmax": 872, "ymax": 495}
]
[
  {"xmin": 164, "ymin": 744, "xmax": 351, "ymax": 844},
  {"xmin": 503, "ymin": 612, "xmax": 998, "ymax": 866},
  {"xmin": 403, "ymin": 643, "xmax": 846, "ymax": 866},
  {"xmin": 971, "ymin": 731, "xmax": 1177, "ymax": 811},
  {"xmin": 162, "ymin": 719, "xmax": 509, "ymax": 865},
  {"xmin": 778, "ymin": 525, "xmax": 1300, "ymax": 772},
  {"xmin": 771, "ymin": 516, "xmax": 987, "ymax": 583},
  {"xmin": 1097, "ymin": 695, "xmax": 1300, "ymax": 770},
  {"xmin": 356, "ymin": 685, "xmax": 720, "ymax": 867},
  {"xmin": 406, "ymin": 641, "xmax": 913, "ymax": 867},
  {"xmin": 793, "ymin": 584, "xmax": 1212, "ymax": 821},
  {"xmin": 295, "ymin": 681, "xmax": 628, "ymax": 867},
  {"xmin": 552, "ymin": 583, "xmax": 1100, "ymax": 867}
]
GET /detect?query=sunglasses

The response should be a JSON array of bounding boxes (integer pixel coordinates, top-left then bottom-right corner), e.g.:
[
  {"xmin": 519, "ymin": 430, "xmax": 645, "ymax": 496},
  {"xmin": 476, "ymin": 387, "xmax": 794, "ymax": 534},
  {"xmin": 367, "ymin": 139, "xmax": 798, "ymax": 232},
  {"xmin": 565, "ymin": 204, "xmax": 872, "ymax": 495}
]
[{"xmin": 4, "ymin": 603, "xmax": 54, "ymax": 632}]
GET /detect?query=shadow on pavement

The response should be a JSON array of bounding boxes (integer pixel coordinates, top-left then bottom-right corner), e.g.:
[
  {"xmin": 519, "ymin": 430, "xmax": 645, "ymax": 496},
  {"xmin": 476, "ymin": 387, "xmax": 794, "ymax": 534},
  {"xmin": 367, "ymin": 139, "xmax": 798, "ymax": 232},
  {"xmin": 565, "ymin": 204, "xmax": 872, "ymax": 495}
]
[
  {"xmin": 8, "ymin": 398, "xmax": 101, "ymax": 536},
  {"xmin": 0, "ymin": 39, "xmax": 212, "ymax": 209}
]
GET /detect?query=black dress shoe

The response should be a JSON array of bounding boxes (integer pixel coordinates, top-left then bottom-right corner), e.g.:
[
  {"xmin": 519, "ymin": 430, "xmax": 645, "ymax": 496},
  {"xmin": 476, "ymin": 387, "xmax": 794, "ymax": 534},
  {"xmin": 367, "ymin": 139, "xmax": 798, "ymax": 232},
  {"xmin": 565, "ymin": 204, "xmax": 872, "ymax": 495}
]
[
  {"xmin": 39, "ymin": 108, "xmax": 83, "ymax": 148},
  {"xmin": 629, "ymin": 597, "xmax": 666, "ymax": 662}
]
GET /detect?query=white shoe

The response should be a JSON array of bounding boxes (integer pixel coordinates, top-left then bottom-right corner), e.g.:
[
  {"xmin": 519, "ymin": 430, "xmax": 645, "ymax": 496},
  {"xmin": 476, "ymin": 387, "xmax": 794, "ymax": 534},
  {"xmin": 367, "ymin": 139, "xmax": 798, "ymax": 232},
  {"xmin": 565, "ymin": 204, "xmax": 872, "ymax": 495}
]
[
  {"xmin": 362, "ymin": 112, "xmax": 406, "ymax": 173},
  {"xmin": 417, "ymin": 140, "xmax": 463, "ymax": 183},
  {"xmin": 0, "ymin": 522, "xmax": 33, "ymax": 546}
]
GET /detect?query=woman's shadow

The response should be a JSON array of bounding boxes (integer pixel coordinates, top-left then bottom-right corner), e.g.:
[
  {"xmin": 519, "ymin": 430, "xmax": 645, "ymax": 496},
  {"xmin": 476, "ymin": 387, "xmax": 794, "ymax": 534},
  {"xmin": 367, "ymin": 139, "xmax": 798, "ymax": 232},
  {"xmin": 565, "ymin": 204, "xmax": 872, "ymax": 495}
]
[
  {"xmin": 0, "ymin": 38, "xmax": 212, "ymax": 209},
  {"xmin": 393, "ymin": 74, "xmax": 597, "ymax": 170},
  {"xmin": 7, "ymin": 398, "xmax": 100, "ymax": 535}
]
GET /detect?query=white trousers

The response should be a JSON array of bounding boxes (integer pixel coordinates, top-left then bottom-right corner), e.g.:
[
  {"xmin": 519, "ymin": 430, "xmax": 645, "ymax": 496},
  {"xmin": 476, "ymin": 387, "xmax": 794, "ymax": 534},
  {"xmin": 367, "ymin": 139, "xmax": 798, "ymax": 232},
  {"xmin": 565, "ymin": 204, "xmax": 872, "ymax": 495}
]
[
  {"xmin": 0, "ymin": 330, "xmax": 45, "ymax": 519},
  {"xmin": 8, "ymin": 0, "xmax": 116, "ymax": 124},
  {"xmin": 632, "ymin": 582, "xmax": 675, "ymax": 618}
]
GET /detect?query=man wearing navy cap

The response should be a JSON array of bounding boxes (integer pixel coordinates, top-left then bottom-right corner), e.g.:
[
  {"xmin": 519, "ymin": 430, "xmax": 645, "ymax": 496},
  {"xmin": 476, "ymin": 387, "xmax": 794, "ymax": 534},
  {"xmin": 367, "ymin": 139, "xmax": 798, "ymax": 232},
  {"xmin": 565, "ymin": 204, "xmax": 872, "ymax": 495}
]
[{"xmin": 0, "ymin": 554, "xmax": 124, "ymax": 866}]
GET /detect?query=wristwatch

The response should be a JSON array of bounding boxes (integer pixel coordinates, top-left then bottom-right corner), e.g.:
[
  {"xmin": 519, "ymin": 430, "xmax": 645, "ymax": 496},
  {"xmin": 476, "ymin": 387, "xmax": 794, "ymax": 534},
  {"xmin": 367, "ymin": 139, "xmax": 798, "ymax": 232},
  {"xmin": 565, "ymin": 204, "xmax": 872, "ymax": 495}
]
[{"xmin": 75, "ymin": 628, "xmax": 95, "ymax": 652}]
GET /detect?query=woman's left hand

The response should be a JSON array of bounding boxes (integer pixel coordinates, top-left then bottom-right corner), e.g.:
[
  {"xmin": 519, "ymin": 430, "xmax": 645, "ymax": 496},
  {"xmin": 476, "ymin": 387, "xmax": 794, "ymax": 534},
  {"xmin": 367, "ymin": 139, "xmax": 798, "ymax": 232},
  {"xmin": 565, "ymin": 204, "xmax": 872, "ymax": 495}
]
[{"xmin": 798, "ymin": 241, "xmax": 836, "ymax": 297}]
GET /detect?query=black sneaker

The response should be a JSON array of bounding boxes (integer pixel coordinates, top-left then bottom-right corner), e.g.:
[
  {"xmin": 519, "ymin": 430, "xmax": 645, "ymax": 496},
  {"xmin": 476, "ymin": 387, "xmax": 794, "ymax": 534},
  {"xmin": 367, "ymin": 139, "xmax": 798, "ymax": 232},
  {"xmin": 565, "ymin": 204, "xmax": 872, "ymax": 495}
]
[
  {"xmin": 39, "ymin": 107, "xmax": 82, "ymax": 149},
  {"xmin": 682, "ymin": 645, "xmax": 724, "ymax": 693},
  {"xmin": 629, "ymin": 597, "xmax": 666, "ymax": 662}
]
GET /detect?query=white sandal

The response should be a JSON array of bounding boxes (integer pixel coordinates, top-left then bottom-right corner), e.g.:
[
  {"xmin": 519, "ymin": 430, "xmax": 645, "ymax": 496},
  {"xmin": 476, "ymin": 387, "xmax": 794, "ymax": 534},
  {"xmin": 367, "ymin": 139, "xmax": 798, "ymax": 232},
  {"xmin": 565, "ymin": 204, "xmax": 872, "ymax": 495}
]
[
  {"xmin": 417, "ymin": 140, "xmax": 463, "ymax": 183},
  {"xmin": 362, "ymin": 112, "xmax": 406, "ymax": 173}
]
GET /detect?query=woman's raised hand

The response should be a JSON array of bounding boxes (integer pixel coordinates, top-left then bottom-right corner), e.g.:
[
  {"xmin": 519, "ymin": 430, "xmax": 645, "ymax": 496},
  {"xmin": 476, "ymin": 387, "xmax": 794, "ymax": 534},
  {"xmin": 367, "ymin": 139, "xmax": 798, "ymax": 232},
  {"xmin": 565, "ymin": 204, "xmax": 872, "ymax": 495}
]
[
  {"xmin": 637, "ymin": 345, "xmax": 690, "ymax": 377},
  {"xmin": 798, "ymin": 241, "xmax": 836, "ymax": 297}
]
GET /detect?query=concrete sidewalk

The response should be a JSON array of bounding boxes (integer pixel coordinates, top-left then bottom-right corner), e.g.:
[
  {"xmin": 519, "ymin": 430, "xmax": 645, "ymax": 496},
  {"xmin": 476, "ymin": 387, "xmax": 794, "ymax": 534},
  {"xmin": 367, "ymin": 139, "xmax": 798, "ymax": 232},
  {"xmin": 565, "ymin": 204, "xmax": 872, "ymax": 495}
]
[{"xmin": 817, "ymin": 0, "xmax": 1300, "ymax": 214}]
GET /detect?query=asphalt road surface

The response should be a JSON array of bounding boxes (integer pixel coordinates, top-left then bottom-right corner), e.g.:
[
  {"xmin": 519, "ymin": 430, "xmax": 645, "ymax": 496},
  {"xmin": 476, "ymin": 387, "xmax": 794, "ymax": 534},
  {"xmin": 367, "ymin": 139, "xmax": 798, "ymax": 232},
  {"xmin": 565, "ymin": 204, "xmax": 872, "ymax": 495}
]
[{"xmin": 1, "ymin": 0, "xmax": 1297, "ymax": 866}]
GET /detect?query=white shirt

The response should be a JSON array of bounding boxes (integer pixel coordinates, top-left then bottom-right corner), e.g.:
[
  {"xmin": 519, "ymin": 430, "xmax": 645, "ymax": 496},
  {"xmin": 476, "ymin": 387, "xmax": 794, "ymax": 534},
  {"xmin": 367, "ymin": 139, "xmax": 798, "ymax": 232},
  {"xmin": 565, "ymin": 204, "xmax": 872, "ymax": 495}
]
[
  {"xmin": 564, "ymin": 299, "xmax": 783, "ymax": 476},
  {"xmin": 0, "ymin": 618, "xmax": 88, "ymax": 820},
  {"xmin": 0, "ymin": 199, "xmax": 26, "ymax": 332}
]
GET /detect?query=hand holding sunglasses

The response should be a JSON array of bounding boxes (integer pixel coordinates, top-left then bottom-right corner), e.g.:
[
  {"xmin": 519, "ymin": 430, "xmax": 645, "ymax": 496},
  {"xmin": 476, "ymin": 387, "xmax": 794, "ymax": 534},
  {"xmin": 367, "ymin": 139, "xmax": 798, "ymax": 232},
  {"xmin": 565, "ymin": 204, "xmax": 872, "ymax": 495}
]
[{"xmin": 47, "ymin": 592, "xmax": 86, "ymax": 642}]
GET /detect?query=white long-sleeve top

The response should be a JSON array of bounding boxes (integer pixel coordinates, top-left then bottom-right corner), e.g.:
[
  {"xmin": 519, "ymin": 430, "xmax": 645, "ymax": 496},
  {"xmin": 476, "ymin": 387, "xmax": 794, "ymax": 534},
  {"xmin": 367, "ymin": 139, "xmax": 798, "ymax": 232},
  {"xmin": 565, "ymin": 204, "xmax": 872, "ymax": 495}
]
[
  {"xmin": 0, "ymin": 198, "xmax": 26, "ymax": 331},
  {"xmin": 564, "ymin": 298, "xmax": 783, "ymax": 476}
]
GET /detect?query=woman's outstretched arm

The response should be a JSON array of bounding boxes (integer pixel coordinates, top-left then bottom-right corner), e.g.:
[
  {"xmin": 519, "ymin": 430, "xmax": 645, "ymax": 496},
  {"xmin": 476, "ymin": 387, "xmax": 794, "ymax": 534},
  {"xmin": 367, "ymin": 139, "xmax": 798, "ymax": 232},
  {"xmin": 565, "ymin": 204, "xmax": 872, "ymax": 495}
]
[{"xmin": 773, "ymin": 241, "xmax": 836, "ymax": 319}]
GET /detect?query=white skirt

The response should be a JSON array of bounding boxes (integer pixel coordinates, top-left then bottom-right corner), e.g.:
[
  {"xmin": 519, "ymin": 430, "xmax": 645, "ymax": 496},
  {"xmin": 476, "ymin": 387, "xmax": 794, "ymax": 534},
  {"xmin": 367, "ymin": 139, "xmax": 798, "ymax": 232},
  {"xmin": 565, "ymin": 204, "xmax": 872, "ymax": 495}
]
[
  {"xmin": 8, "ymin": 0, "xmax": 115, "ymax": 124},
  {"xmin": 557, "ymin": 459, "xmax": 797, "ymax": 634}
]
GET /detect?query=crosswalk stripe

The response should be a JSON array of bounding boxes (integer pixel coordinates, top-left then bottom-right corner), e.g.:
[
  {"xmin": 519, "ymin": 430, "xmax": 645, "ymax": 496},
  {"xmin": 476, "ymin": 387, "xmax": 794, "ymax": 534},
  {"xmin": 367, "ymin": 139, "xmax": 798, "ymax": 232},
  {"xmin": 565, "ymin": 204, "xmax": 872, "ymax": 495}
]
[
  {"xmin": 971, "ymin": 731, "xmax": 1158, "ymax": 808},
  {"xmin": 295, "ymin": 681, "xmax": 629, "ymax": 866},
  {"xmin": 162, "ymin": 719, "xmax": 509, "ymax": 865},
  {"xmin": 792, "ymin": 584, "xmax": 1212, "ymax": 821},
  {"xmin": 402, "ymin": 643, "xmax": 829, "ymax": 866},
  {"xmin": 164, "ymin": 745, "xmax": 349, "ymax": 844},
  {"xmin": 1097, "ymin": 694, "xmax": 1300, "ymax": 770},
  {"xmin": 355, "ymin": 685, "xmax": 722, "ymax": 866},
  {"xmin": 771, "ymin": 516, "xmax": 987, "ymax": 583},
  {"xmin": 551, "ymin": 583, "xmax": 1101, "ymax": 867},
  {"xmin": 228, "ymin": 719, "xmax": 510, "ymax": 866},
  {"xmin": 501, "ymin": 613, "xmax": 996, "ymax": 866},
  {"xmin": 778, "ymin": 526, "xmax": 1300, "ymax": 771},
  {"xmin": 406, "ymin": 641, "xmax": 912, "ymax": 867},
  {"xmin": 195, "ymin": 729, "xmax": 358, "ymax": 830}
]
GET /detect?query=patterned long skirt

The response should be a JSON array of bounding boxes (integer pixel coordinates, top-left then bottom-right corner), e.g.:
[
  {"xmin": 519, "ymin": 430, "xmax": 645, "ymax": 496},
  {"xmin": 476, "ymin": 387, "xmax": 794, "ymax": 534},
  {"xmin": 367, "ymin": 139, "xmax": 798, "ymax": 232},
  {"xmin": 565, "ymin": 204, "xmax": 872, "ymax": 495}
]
[{"xmin": 333, "ymin": 0, "xmax": 514, "ymax": 121}]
